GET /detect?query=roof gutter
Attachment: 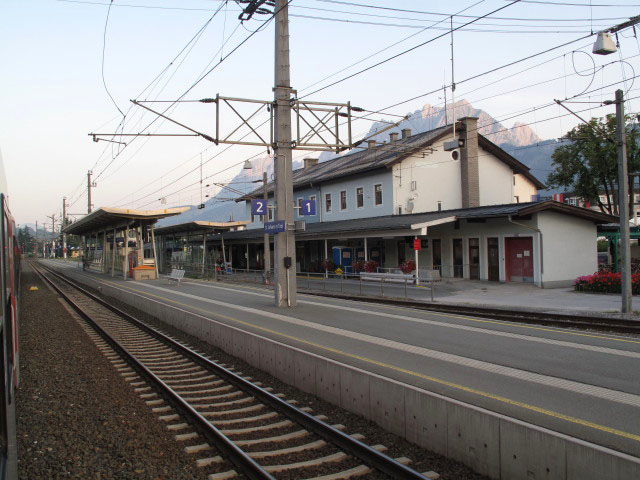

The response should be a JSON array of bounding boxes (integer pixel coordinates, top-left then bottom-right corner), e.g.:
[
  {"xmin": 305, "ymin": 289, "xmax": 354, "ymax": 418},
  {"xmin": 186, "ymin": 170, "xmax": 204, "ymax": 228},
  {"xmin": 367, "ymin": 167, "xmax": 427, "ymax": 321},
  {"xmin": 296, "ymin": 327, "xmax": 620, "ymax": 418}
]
[{"xmin": 507, "ymin": 214, "xmax": 543, "ymax": 276}]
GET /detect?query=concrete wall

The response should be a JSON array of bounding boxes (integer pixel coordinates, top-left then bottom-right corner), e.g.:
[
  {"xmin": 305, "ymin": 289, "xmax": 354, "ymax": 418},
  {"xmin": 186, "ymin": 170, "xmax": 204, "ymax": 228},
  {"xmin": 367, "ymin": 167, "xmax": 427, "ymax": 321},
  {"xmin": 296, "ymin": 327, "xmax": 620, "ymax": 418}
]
[
  {"xmin": 71, "ymin": 272, "xmax": 640, "ymax": 480},
  {"xmin": 538, "ymin": 211, "xmax": 598, "ymax": 288}
]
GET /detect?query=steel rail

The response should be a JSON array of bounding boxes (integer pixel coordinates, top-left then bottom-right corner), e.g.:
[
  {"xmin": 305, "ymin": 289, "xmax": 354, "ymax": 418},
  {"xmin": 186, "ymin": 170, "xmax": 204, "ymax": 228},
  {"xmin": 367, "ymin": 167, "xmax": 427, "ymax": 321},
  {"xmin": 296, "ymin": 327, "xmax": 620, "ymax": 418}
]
[
  {"xmin": 301, "ymin": 290, "xmax": 640, "ymax": 334},
  {"xmin": 37, "ymin": 262, "xmax": 429, "ymax": 480},
  {"xmin": 32, "ymin": 263, "xmax": 275, "ymax": 480}
]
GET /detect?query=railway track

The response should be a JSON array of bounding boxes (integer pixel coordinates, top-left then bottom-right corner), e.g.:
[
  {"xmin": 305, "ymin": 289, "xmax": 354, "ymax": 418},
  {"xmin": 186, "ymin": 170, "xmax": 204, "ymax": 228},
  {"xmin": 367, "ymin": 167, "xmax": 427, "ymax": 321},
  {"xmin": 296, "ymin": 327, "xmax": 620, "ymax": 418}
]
[
  {"xmin": 33, "ymin": 262, "xmax": 434, "ymax": 480},
  {"xmin": 304, "ymin": 291, "xmax": 640, "ymax": 334}
]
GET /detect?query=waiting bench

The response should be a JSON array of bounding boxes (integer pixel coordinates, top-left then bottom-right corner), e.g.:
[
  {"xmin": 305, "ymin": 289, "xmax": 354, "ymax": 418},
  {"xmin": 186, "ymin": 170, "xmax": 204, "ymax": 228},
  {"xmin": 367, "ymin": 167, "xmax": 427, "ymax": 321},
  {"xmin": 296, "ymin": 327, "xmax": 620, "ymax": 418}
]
[
  {"xmin": 418, "ymin": 269, "xmax": 441, "ymax": 284},
  {"xmin": 168, "ymin": 268, "xmax": 185, "ymax": 285},
  {"xmin": 360, "ymin": 271, "xmax": 414, "ymax": 283}
]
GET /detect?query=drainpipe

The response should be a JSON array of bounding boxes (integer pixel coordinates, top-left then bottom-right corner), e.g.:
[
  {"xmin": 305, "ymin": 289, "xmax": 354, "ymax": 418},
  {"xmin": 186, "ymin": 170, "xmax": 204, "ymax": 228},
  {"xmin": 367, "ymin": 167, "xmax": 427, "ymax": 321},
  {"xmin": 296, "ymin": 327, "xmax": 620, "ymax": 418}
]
[{"xmin": 507, "ymin": 215, "xmax": 543, "ymax": 285}]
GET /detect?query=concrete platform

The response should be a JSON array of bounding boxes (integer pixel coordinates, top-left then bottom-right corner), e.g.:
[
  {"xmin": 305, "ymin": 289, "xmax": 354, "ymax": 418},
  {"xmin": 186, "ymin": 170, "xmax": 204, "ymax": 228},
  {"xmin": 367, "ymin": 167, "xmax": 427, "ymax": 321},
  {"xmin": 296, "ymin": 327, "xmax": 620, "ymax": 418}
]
[{"xmin": 43, "ymin": 259, "xmax": 640, "ymax": 479}]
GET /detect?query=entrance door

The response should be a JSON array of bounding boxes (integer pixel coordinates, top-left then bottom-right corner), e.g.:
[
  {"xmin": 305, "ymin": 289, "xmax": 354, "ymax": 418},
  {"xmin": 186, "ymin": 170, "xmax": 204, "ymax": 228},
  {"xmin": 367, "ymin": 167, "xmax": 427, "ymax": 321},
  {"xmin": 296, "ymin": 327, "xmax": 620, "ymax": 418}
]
[
  {"xmin": 505, "ymin": 237, "xmax": 534, "ymax": 282},
  {"xmin": 453, "ymin": 238, "xmax": 463, "ymax": 278},
  {"xmin": 487, "ymin": 237, "xmax": 499, "ymax": 281},
  {"xmin": 432, "ymin": 239, "xmax": 441, "ymax": 273},
  {"xmin": 469, "ymin": 238, "xmax": 480, "ymax": 280}
]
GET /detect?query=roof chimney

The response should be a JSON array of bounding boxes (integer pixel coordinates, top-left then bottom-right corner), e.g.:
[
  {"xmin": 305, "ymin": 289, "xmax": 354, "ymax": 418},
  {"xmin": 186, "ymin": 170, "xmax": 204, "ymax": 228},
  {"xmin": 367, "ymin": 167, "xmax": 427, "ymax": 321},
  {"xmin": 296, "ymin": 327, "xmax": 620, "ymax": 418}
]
[
  {"xmin": 459, "ymin": 117, "xmax": 480, "ymax": 208},
  {"xmin": 303, "ymin": 157, "xmax": 318, "ymax": 169},
  {"xmin": 367, "ymin": 140, "xmax": 377, "ymax": 149},
  {"xmin": 389, "ymin": 132, "xmax": 399, "ymax": 143},
  {"xmin": 401, "ymin": 128, "xmax": 411, "ymax": 139}
]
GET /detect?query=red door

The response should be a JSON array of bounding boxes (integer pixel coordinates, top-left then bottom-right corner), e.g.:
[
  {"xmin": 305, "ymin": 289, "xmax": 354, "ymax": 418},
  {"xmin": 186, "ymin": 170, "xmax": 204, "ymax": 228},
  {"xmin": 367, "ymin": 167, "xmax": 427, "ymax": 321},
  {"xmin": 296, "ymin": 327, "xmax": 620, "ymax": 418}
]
[{"xmin": 505, "ymin": 237, "xmax": 534, "ymax": 282}]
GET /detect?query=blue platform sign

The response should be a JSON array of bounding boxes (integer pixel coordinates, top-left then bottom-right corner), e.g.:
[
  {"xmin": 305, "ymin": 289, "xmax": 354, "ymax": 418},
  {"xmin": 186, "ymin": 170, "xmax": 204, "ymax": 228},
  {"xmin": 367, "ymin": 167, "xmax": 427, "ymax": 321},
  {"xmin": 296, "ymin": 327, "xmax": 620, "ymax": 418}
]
[
  {"xmin": 251, "ymin": 199, "xmax": 268, "ymax": 216},
  {"xmin": 264, "ymin": 220, "xmax": 286, "ymax": 233},
  {"xmin": 300, "ymin": 199, "xmax": 316, "ymax": 216}
]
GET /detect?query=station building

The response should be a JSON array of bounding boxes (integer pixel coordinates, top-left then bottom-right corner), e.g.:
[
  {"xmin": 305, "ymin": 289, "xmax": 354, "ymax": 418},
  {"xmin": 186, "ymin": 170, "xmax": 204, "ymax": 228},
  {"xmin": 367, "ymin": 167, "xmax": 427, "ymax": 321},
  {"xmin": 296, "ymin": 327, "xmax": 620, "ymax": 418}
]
[{"xmin": 159, "ymin": 117, "xmax": 616, "ymax": 287}]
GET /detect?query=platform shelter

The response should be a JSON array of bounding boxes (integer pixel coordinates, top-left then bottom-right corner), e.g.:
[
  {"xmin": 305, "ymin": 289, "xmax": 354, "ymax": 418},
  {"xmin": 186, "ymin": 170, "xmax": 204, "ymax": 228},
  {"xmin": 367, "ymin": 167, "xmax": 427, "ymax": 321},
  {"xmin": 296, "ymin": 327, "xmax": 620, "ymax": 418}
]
[
  {"xmin": 153, "ymin": 220, "xmax": 248, "ymax": 276},
  {"xmin": 63, "ymin": 207, "xmax": 189, "ymax": 280}
]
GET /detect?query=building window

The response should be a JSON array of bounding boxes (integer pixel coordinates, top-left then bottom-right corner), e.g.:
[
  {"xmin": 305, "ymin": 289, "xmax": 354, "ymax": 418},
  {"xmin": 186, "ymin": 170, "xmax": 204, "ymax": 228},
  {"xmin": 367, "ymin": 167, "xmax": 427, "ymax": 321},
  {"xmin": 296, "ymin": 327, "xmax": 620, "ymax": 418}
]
[
  {"xmin": 340, "ymin": 190, "xmax": 347, "ymax": 210},
  {"xmin": 374, "ymin": 184, "xmax": 383, "ymax": 206},
  {"xmin": 309, "ymin": 195, "xmax": 316, "ymax": 216},
  {"xmin": 356, "ymin": 187, "xmax": 364, "ymax": 208},
  {"xmin": 268, "ymin": 207, "xmax": 273, "ymax": 221},
  {"xmin": 411, "ymin": 180, "xmax": 417, "ymax": 191},
  {"xmin": 325, "ymin": 193, "xmax": 332, "ymax": 213}
]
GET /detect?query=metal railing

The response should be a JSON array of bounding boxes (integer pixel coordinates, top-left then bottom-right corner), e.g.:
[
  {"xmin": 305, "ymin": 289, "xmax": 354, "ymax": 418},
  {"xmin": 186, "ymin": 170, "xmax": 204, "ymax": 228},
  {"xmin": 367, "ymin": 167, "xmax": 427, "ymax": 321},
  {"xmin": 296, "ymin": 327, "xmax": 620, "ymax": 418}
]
[{"xmin": 158, "ymin": 261, "xmax": 441, "ymax": 301}]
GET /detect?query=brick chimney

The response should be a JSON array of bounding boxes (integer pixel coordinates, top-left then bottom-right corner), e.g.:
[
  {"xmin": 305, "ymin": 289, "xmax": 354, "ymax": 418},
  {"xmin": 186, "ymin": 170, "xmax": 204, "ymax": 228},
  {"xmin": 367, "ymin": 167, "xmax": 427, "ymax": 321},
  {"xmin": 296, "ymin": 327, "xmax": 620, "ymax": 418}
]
[
  {"xmin": 389, "ymin": 132, "xmax": 399, "ymax": 143},
  {"xmin": 459, "ymin": 117, "xmax": 480, "ymax": 208},
  {"xmin": 303, "ymin": 157, "xmax": 318, "ymax": 169},
  {"xmin": 367, "ymin": 140, "xmax": 377, "ymax": 149},
  {"xmin": 401, "ymin": 128, "xmax": 412, "ymax": 139}
]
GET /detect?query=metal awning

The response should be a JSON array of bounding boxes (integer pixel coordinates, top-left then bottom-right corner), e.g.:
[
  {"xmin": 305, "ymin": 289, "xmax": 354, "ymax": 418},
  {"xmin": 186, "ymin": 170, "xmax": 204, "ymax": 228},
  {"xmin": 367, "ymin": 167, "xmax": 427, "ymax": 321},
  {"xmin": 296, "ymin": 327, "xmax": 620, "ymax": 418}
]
[
  {"xmin": 63, "ymin": 207, "xmax": 190, "ymax": 236},
  {"xmin": 153, "ymin": 221, "xmax": 248, "ymax": 236}
]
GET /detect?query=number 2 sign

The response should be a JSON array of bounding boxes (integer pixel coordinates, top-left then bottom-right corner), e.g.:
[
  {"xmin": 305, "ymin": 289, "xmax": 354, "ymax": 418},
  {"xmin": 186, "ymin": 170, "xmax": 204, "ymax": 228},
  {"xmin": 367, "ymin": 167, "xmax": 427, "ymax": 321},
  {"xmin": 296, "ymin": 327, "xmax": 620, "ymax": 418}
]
[{"xmin": 251, "ymin": 199, "xmax": 267, "ymax": 216}]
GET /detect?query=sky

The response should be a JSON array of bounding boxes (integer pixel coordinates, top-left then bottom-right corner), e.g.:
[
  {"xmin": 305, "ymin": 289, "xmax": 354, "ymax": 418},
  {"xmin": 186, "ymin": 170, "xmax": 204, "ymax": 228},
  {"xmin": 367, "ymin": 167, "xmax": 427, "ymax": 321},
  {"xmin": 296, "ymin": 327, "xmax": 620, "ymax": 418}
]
[{"xmin": 2, "ymin": 0, "xmax": 640, "ymax": 228}]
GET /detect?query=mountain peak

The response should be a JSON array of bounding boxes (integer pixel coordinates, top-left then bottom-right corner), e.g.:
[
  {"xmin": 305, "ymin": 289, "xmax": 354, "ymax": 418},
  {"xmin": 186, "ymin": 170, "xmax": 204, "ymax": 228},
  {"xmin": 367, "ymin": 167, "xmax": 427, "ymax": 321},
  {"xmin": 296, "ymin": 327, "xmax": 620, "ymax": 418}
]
[{"xmin": 367, "ymin": 99, "xmax": 540, "ymax": 147}]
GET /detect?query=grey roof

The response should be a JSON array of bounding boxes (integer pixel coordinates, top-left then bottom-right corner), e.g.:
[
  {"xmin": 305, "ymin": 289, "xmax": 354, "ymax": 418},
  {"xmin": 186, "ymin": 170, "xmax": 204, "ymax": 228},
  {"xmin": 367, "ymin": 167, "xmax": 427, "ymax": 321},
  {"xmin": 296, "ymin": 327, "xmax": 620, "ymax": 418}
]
[
  {"xmin": 210, "ymin": 201, "xmax": 616, "ymax": 242},
  {"xmin": 238, "ymin": 124, "xmax": 544, "ymax": 201}
]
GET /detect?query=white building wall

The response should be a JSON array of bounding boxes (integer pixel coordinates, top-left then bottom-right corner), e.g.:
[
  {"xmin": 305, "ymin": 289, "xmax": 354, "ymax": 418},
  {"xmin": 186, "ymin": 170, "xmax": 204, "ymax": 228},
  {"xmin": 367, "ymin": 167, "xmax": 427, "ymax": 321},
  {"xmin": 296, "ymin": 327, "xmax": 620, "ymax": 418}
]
[
  {"xmin": 393, "ymin": 139, "xmax": 462, "ymax": 214},
  {"xmin": 478, "ymin": 149, "xmax": 514, "ymax": 206},
  {"xmin": 537, "ymin": 210, "xmax": 598, "ymax": 287},
  {"xmin": 425, "ymin": 217, "xmax": 542, "ymax": 284},
  {"xmin": 513, "ymin": 173, "xmax": 538, "ymax": 203}
]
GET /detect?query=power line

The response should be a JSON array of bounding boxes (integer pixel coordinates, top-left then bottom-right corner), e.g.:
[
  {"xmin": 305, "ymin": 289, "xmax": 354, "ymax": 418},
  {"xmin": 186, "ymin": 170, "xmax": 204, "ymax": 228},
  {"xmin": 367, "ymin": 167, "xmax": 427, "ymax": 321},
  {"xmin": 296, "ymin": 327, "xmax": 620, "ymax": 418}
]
[
  {"xmin": 101, "ymin": 0, "xmax": 125, "ymax": 117},
  {"xmin": 301, "ymin": 0, "xmax": 528, "ymax": 98}
]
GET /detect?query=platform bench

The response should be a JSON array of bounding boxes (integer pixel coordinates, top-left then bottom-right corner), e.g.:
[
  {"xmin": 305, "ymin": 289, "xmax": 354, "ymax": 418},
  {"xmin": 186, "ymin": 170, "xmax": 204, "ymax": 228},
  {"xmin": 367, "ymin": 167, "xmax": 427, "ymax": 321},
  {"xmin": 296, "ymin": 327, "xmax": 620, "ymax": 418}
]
[
  {"xmin": 360, "ymin": 272, "xmax": 414, "ymax": 283},
  {"xmin": 418, "ymin": 269, "xmax": 441, "ymax": 284},
  {"xmin": 168, "ymin": 268, "xmax": 185, "ymax": 285}
]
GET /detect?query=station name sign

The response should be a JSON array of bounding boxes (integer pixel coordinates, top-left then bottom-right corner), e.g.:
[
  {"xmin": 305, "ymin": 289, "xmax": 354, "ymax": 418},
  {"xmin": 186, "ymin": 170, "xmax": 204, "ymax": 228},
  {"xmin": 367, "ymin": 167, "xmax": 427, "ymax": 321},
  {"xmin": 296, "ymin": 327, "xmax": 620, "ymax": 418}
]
[{"xmin": 264, "ymin": 220, "xmax": 286, "ymax": 233}]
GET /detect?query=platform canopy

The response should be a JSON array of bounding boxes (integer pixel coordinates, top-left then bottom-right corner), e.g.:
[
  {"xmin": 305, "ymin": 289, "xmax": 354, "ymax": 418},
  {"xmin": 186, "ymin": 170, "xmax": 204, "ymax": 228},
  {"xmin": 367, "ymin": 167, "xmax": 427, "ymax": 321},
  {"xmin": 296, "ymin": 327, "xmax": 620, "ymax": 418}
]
[
  {"xmin": 153, "ymin": 220, "xmax": 248, "ymax": 237},
  {"xmin": 63, "ymin": 206, "xmax": 190, "ymax": 236}
]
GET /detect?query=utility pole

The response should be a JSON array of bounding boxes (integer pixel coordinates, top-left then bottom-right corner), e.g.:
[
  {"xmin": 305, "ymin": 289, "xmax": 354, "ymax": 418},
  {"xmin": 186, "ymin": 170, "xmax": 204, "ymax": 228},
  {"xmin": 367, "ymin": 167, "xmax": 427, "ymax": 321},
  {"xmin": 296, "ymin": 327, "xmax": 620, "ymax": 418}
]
[
  {"xmin": 62, "ymin": 197, "xmax": 68, "ymax": 258},
  {"xmin": 35, "ymin": 220, "xmax": 38, "ymax": 256},
  {"xmin": 47, "ymin": 214, "xmax": 56, "ymax": 258},
  {"xmin": 273, "ymin": 0, "xmax": 297, "ymax": 307},
  {"xmin": 87, "ymin": 170, "xmax": 93, "ymax": 214},
  {"xmin": 615, "ymin": 89, "xmax": 632, "ymax": 313},
  {"xmin": 263, "ymin": 171, "xmax": 271, "ymax": 284}
]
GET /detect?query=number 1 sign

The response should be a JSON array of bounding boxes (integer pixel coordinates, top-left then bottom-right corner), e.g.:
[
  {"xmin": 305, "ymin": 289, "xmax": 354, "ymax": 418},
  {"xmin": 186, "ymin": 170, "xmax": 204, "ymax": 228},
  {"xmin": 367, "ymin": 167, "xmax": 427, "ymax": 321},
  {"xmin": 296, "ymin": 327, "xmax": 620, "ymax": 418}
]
[{"xmin": 300, "ymin": 199, "xmax": 316, "ymax": 216}]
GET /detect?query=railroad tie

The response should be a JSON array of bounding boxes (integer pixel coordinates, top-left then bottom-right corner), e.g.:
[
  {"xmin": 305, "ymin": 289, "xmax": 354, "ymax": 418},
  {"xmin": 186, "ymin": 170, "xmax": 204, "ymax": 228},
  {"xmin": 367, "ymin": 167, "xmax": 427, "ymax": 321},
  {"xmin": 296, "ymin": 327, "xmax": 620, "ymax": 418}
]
[
  {"xmin": 302, "ymin": 465, "xmax": 372, "ymax": 480},
  {"xmin": 208, "ymin": 470, "xmax": 237, "ymax": 480}
]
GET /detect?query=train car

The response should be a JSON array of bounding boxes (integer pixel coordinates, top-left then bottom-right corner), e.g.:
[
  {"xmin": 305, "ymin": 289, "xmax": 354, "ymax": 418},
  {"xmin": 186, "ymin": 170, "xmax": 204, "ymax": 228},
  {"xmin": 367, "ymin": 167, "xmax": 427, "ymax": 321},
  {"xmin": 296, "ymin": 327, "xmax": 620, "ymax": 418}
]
[{"xmin": 0, "ymin": 149, "xmax": 19, "ymax": 479}]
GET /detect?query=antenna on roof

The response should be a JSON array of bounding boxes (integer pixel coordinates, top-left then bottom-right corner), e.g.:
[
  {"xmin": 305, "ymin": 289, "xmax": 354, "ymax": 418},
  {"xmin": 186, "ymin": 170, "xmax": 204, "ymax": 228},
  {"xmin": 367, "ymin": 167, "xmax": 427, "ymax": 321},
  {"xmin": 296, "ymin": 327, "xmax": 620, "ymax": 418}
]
[{"xmin": 450, "ymin": 15, "xmax": 456, "ymax": 138}]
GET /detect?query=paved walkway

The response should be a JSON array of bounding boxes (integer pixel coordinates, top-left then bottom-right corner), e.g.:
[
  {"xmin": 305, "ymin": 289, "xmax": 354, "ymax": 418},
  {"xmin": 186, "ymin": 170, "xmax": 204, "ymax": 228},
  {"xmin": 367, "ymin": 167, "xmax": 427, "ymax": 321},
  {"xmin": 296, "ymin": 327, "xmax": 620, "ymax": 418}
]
[{"xmin": 422, "ymin": 279, "xmax": 640, "ymax": 317}]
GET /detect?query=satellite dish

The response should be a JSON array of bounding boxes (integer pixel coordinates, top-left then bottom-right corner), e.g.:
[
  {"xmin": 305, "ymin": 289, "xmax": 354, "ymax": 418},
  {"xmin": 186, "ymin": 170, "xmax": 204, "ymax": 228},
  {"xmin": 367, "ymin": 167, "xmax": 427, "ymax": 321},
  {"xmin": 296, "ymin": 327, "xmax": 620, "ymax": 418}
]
[{"xmin": 406, "ymin": 199, "xmax": 415, "ymax": 213}]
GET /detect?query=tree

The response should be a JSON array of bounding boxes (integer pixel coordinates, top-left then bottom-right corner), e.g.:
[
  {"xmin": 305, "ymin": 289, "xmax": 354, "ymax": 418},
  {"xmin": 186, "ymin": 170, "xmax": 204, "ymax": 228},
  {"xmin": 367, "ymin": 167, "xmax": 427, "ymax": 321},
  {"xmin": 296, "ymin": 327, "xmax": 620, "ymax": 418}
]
[
  {"xmin": 17, "ymin": 226, "xmax": 35, "ymax": 253},
  {"xmin": 546, "ymin": 114, "xmax": 640, "ymax": 216}
]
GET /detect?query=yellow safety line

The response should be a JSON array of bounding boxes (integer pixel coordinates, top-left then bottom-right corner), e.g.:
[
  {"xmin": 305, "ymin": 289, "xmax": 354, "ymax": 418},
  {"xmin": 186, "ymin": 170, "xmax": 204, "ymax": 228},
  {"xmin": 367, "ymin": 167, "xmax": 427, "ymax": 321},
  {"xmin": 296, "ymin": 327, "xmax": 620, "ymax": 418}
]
[{"xmin": 97, "ymin": 276, "xmax": 640, "ymax": 444}]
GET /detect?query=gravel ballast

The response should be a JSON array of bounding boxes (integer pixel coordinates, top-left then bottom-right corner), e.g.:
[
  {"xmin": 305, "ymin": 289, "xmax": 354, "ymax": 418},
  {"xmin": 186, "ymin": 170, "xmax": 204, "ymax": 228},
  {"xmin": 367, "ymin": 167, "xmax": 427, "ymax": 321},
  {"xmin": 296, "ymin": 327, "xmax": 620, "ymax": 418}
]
[
  {"xmin": 17, "ymin": 263, "xmax": 209, "ymax": 479},
  {"xmin": 70, "ymin": 270, "xmax": 488, "ymax": 480}
]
